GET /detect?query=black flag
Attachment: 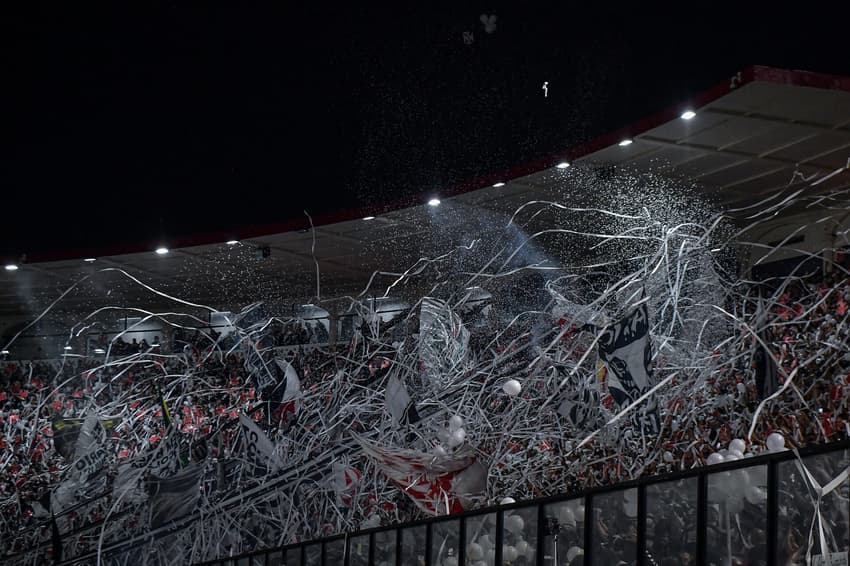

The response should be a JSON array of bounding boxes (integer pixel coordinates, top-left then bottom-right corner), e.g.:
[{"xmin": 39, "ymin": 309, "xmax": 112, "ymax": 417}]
[
  {"xmin": 753, "ymin": 298, "xmax": 778, "ymax": 399},
  {"xmin": 598, "ymin": 303, "xmax": 659, "ymax": 433},
  {"xmin": 50, "ymin": 513, "xmax": 62, "ymax": 562}
]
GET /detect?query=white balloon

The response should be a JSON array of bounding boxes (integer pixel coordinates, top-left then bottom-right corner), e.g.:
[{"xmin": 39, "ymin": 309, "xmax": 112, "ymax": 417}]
[
  {"xmin": 745, "ymin": 484, "xmax": 766, "ymax": 505},
  {"xmin": 449, "ymin": 415, "xmax": 464, "ymax": 431},
  {"xmin": 503, "ymin": 546, "xmax": 518, "ymax": 561},
  {"xmin": 558, "ymin": 505, "xmax": 576, "ymax": 528},
  {"xmin": 499, "ymin": 497, "xmax": 516, "ymax": 505},
  {"xmin": 478, "ymin": 534, "xmax": 492, "ymax": 550},
  {"xmin": 516, "ymin": 539, "xmax": 529, "ymax": 556},
  {"xmin": 766, "ymin": 432, "xmax": 785, "ymax": 452},
  {"xmin": 574, "ymin": 504, "xmax": 585, "ymax": 519},
  {"xmin": 502, "ymin": 379, "xmax": 522, "ymax": 396},
  {"xmin": 433, "ymin": 445, "xmax": 448, "ymax": 458},
  {"xmin": 724, "ymin": 452, "xmax": 741, "ymax": 462},
  {"xmin": 444, "ymin": 557, "xmax": 458, "ymax": 566},
  {"xmin": 663, "ymin": 451, "xmax": 674, "ymax": 463},
  {"xmin": 566, "ymin": 546, "xmax": 584, "ymax": 562},
  {"xmin": 448, "ymin": 428, "xmax": 466, "ymax": 447},
  {"xmin": 706, "ymin": 452, "xmax": 724, "ymax": 465},
  {"xmin": 505, "ymin": 514, "xmax": 525, "ymax": 534},
  {"xmin": 736, "ymin": 382, "xmax": 747, "ymax": 395},
  {"xmin": 623, "ymin": 491, "xmax": 637, "ymax": 517},
  {"xmin": 729, "ymin": 438, "xmax": 746, "ymax": 454},
  {"xmin": 467, "ymin": 542, "xmax": 484, "ymax": 561}
]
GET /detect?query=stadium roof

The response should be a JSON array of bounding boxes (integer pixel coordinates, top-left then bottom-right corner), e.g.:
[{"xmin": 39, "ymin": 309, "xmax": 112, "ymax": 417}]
[{"xmin": 2, "ymin": 65, "xmax": 850, "ymax": 321}]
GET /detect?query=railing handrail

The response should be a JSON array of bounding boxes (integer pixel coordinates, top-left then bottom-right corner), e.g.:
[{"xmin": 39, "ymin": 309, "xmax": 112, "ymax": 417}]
[{"xmin": 191, "ymin": 438, "xmax": 850, "ymax": 566}]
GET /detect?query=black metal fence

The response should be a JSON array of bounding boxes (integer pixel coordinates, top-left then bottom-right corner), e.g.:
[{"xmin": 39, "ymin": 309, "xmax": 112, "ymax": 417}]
[{"xmin": 194, "ymin": 440, "xmax": 850, "ymax": 566}]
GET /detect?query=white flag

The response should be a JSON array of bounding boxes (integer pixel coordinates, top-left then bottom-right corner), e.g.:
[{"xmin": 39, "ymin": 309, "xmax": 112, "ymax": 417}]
[
  {"xmin": 385, "ymin": 374, "xmax": 419, "ymax": 427},
  {"xmin": 239, "ymin": 413, "xmax": 280, "ymax": 473}
]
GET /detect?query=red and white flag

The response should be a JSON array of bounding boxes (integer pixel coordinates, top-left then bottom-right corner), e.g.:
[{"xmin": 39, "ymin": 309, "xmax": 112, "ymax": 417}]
[{"xmin": 353, "ymin": 433, "xmax": 487, "ymax": 516}]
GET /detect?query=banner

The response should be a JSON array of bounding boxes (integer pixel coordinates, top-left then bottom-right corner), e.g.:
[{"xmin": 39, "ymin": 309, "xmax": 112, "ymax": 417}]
[
  {"xmin": 239, "ymin": 413, "xmax": 280, "ymax": 474},
  {"xmin": 597, "ymin": 303, "xmax": 659, "ymax": 432},
  {"xmin": 147, "ymin": 463, "xmax": 204, "ymax": 529}
]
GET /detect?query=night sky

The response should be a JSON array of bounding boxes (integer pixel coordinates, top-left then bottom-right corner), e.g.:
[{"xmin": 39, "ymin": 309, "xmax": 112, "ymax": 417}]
[{"xmin": 2, "ymin": 3, "xmax": 849, "ymax": 262}]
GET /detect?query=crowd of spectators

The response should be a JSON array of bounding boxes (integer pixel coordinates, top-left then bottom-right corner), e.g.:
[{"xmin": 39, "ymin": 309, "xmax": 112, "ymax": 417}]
[{"xmin": 2, "ymin": 260, "xmax": 850, "ymax": 564}]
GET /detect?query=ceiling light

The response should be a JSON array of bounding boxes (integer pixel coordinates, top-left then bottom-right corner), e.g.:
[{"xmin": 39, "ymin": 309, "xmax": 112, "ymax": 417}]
[
  {"xmin": 226, "ymin": 240, "xmax": 239, "ymax": 245},
  {"xmin": 556, "ymin": 162, "xmax": 570, "ymax": 169},
  {"xmin": 362, "ymin": 216, "xmax": 375, "ymax": 221},
  {"xmin": 4, "ymin": 264, "xmax": 18, "ymax": 271},
  {"xmin": 84, "ymin": 258, "xmax": 97, "ymax": 262},
  {"xmin": 428, "ymin": 198, "xmax": 441, "ymax": 206},
  {"xmin": 155, "ymin": 247, "xmax": 169, "ymax": 255},
  {"xmin": 618, "ymin": 139, "xmax": 633, "ymax": 147},
  {"xmin": 493, "ymin": 182, "xmax": 506, "ymax": 187},
  {"xmin": 681, "ymin": 110, "xmax": 696, "ymax": 120},
  {"xmin": 64, "ymin": 346, "xmax": 72, "ymax": 350}
]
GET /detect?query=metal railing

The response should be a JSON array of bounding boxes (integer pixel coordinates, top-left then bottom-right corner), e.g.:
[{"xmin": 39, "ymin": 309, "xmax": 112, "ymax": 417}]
[{"xmin": 193, "ymin": 439, "xmax": 850, "ymax": 566}]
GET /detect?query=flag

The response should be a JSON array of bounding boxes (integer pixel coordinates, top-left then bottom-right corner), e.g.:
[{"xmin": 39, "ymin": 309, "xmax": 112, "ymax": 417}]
[
  {"xmin": 31, "ymin": 490, "xmax": 51, "ymax": 518},
  {"xmin": 113, "ymin": 428, "xmax": 181, "ymax": 503},
  {"xmin": 246, "ymin": 343, "xmax": 277, "ymax": 392},
  {"xmin": 70, "ymin": 413, "xmax": 109, "ymax": 482},
  {"xmin": 354, "ymin": 434, "xmax": 486, "ymax": 516},
  {"xmin": 156, "ymin": 385, "xmax": 172, "ymax": 427},
  {"xmin": 50, "ymin": 513, "xmax": 62, "ymax": 562},
  {"xmin": 557, "ymin": 384, "xmax": 598, "ymax": 430},
  {"xmin": 419, "ymin": 297, "xmax": 470, "ymax": 385},
  {"xmin": 385, "ymin": 374, "xmax": 420, "ymax": 427},
  {"xmin": 239, "ymin": 413, "xmax": 280, "ymax": 474},
  {"xmin": 331, "ymin": 462, "xmax": 361, "ymax": 506},
  {"xmin": 51, "ymin": 417, "xmax": 85, "ymax": 462},
  {"xmin": 753, "ymin": 297, "xmax": 778, "ymax": 399},
  {"xmin": 267, "ymin": 359, "xmax": 301, "ymax": 423},
  {"xmin": 597, "ymin": 303, "xmax": 658, "ymax": 433},
  {"xmin": 147, "ymin": 463, "xmax": 204, "ymax": 528}
]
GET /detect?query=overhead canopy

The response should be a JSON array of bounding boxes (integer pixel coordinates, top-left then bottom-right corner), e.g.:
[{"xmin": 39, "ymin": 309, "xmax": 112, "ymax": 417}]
[{"xmin": 2, "ymin": 66, "xmax": 849, "ymax": 322}]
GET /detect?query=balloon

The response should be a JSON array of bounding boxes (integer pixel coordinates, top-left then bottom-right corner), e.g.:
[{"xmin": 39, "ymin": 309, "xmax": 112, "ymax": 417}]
[
  {"xmin": 623, "ymin": 490, "xmax": 637, "ymax": 517},
  {"xmin": 467, "ymin": 542, "xmax": 484, "ymax": 561},
  {"xmin": 499, "ymin": 497, "xmax": 516, "ymax": 505},
  {"xmin": 567, "ymin": 547, "xmax": 584, "ymax": 562},
  {"xmin": 433, "ymin": 445, "xmax": 448, "ymax": 458},
  {"xmin": 444, "ymin": 557, "xmax": 458, "ymax": 566},
  {"xmin": 573, "ymin": 503, "xmax": 585, "ymax": 520},
  {"xmin": 448, "ymin": 428, "xmax": 466, "ymax": 447},
  {"xmin": 479, "ymin": 534, "xmax": 492, "ymax": 550},
  {"xmin": 766, "ymin": 432, "xmax": 785, "ymax": 452},
  {"xmin": 505, "ymin": 514, "xmax": 525, "ymax": 534},
  {"xmin": 663, "ymin": 451, "xmax": 674, "ymax": 463},
  {"xmin": 558, "ymin": 505, "xmax": 576, "ymax": 528},
  {"xmin": 706, "ymin": 452, "xmax": 724, "ymax": 465},
  {"xmin": 745, "ymin": 484, "xmax": 766, "ymax": 505},
  {"xmin": 729, "ymin": 438, "xmax": 746, "ymax": 454},
  {"xmin": 516, "ymin": 539, "xmax": 529, "ymax": 556},
  {"xmin": 503, "ymin": 546, "xmax": 518, "ymax": 561},
  {"xmin": 448, "ymin": 415, "xmax": 464, "ymax": 431},
  {"xmin": 502, "ymin": 379, "xmax": 522, "ymax": 396},
  {"xmin": 736, "ymin": 382, "xmax": 747, "ymax": 395}
]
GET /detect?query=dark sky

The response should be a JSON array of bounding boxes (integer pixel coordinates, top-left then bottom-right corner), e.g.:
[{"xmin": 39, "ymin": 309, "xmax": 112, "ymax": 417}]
[{"xmin": 2, "ymin": 3, "xmax": 849, "ymax": 262}]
